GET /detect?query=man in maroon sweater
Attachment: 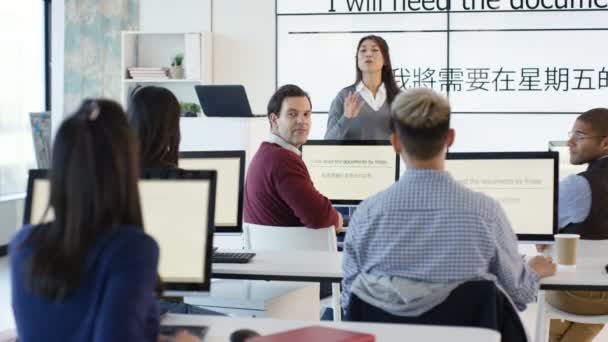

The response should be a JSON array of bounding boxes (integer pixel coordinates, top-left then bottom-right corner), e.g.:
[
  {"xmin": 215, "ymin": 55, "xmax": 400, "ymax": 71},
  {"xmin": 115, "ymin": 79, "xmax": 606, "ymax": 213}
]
[{"xmin": 244, "ymin": 84, "xmax": 343, "ymax": 230}]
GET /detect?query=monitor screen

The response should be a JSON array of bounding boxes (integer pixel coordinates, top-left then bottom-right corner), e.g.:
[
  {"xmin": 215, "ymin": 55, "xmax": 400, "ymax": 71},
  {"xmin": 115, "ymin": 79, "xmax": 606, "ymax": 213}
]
[
  {"xmin": 24, "ymin": 169, "xmax": 217, "ymax": 292},
  {"xmin": 300, "ymin": 140, "xmax": 400, "ymax": 205},
  {"xmin": 548, "ymin": 141, "xmax": 586, "ymax": 180},
  {"xmin": 445, "ymin": 152, "xmax": 558, "ymax": 241},
  {"xmin": 23, "ymin": 170, "xmax": 53, "ymax": 225},
  {"xmin": 179, "ymin": 151, "xmax": 245, "ymax": 233}
]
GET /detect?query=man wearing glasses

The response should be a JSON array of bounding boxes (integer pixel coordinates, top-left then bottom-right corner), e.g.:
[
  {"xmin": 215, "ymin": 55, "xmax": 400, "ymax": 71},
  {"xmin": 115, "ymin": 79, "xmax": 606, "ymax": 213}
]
[
  {"xmin": 542, "ymin": 108, "xmax": 608, "ymax": 341},
  {"xmin": 560, "ymin": 108, "xmax": 608, "ymax": 237}
]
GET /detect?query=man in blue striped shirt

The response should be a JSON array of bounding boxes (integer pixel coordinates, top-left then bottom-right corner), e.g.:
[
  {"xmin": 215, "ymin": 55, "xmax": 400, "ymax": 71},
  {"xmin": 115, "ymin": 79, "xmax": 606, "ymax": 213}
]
[{"xmin": 341, "ymin": 88, "xmax": 556, "ymax": 318}]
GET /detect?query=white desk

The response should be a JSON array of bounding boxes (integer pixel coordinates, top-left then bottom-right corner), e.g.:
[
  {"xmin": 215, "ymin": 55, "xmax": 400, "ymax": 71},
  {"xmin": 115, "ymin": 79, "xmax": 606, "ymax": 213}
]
[
  {"xmin": 162, "ymin": 314, "xmax": 501, "ymax": 342},
  {"xmin": 539, "ymin": 257, "xmax": 608, "ymax": 291},
  {"xmin": 212, "ymin": 250, "xmax": 343, "ymax": 283},
  {"xmin": 536, "ymin": 257, "xmax": 608, "ymax": 342}
]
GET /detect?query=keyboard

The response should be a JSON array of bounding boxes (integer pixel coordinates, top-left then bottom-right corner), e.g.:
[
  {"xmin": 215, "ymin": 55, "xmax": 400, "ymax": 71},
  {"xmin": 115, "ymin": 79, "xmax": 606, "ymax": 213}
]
[{"xmin": 212, "ymin": 252, "xmax": 256, "ymax": 263}]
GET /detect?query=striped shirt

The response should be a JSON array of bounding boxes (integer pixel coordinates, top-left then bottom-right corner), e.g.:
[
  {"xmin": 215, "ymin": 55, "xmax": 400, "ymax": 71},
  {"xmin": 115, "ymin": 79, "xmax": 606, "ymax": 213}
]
[{"xmin": 342, "ymin": 169, "xmax": 539, "ymax": 312}]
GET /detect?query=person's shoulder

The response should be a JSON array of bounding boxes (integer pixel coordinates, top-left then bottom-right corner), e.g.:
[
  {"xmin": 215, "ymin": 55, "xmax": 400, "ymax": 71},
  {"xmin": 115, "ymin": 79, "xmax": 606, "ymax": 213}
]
[
  {"xmin": 260, "ymin": 142, "xmax": 302, "ymax": 162},
  {"xmin": 560, "ymin": 173, "xmax": 589, "ymax": 189},
  {"xmin": 105, "ymin": 225, "xmax": 159, "ymax": 259},
  {"xmin": 356, "ymin": 181, "xmax": 398, "ymax": 214},
  {"xmin": 337, "ymin": 85, "xmax": 356, "ymax": 97},
  {"xmin": 8, "ymin": 224, "xmax": 38, "ymax": 255},
  {"xmin": 447, "ymin": 179, "xmax": 503, "ymax": 217},
  {"xmin": 118, "ymin": 225, "xmax": 157, "ymax": 246}
]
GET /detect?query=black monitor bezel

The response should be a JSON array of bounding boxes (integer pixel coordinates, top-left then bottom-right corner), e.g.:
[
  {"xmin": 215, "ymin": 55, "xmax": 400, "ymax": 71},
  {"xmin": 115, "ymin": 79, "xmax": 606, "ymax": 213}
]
[
  {"xmin": 24, "ymin": 168, "xmax": 217, "ymax": 293},
  {"xmin": 300, "ymin": 140, "xmax": 400, "ymax": 205},
  {"xmin": 178, "ymin": 150, "xmax": 245, "ymax": 234},
  {"xmin": 445, "ymin": 151, "xmax": 559, "ymax": 242}
]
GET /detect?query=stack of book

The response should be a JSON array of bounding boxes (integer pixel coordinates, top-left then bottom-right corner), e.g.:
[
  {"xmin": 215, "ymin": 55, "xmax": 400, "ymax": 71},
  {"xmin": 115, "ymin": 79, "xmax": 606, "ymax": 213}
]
[{"xmin": 128, "ymin": 67, "xmax": 168, "ymax": 80}]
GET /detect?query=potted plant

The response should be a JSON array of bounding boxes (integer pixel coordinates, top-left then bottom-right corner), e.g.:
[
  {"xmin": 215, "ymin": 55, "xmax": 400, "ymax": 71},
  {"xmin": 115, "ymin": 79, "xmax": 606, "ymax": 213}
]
[
  {"xmin": 180, "ymin": 102, "xmax": 201, "ymax": 117},
  {"xmin": 169, "ymin": 53, "xmax": 184, "ymax": 79}
]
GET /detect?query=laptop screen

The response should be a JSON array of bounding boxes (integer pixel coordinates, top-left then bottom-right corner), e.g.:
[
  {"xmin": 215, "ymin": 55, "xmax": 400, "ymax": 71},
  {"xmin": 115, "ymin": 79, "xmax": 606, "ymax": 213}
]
[{"xmin": 194, "ymin": 85, "xmax": 254, "ymax": 117}]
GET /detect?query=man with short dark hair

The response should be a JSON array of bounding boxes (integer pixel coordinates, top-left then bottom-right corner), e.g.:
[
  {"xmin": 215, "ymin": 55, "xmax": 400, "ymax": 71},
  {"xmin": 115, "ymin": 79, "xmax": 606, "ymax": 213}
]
[
  {"xmin": 243, "ymin": 84, "xmax": 342, "ymax": 230},
  {"xmin": 541, "ymin": 108, "xmax": 608, "ymax": 341},
  {"xmin": 341, "ymin": 88, "xmax": 555, "ymax": 320},
  {"xmin": 559, "ymin": 108, "xmax": 608, "ymax": 238}
]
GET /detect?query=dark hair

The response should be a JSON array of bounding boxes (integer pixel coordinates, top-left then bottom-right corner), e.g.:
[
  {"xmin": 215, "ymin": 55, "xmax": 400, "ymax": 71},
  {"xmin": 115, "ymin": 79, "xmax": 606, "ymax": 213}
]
[
  {"xmin": 267, "ymin": 84, "xmax": 311, "ymax": 119},
  {"xmin": 390, "ymin": 89, "xmax": 451, "ymax": 160},
  {"xmin": 577, "ymin": 108, "xmax": 608, "ymax": 136},
  {"xmin": 353, "ymin": 35, "xmax": 401, "ymax": 104},
  {"xmin": 25, "ymin": 99, "xmax": 143, "ymax": 301},
  {"xmin": 128, "ymin": 86, "xmax": 181, "ymax": 169}
]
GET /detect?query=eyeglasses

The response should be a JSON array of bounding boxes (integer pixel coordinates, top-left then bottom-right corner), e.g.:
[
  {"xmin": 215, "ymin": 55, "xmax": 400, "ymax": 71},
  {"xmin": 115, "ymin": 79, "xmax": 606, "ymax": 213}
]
[{"xmin": 568, "ymin": 131, "xmax": 607, "ymax": 141}]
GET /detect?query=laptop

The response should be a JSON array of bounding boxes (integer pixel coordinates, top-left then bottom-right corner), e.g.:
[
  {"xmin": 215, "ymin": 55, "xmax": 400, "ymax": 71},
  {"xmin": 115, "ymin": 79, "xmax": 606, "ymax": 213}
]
[{"xmin": 194, "ymin": 85, "xmax": 261, "ymax": 117}]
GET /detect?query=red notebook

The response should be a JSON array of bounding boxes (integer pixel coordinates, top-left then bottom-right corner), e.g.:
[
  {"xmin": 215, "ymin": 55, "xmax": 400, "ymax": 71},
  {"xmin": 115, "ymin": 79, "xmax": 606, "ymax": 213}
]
[{"xmin": 248, "ymin": 326, "xmax": 375, "ymax": 342}]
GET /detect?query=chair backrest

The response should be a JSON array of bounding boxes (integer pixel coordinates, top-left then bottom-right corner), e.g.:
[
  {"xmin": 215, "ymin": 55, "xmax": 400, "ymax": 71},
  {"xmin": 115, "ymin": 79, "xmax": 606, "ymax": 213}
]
[
  {"xmin": 578, "ymin": 239, "xmax": 608, "ymax": 258},
  {"xmin": 346, "ymin": 280, "xmax": 527, "ymax": 341},
  {"xmin": 243, "ymin": 223, "xmax": 337, "ymax": 251}
]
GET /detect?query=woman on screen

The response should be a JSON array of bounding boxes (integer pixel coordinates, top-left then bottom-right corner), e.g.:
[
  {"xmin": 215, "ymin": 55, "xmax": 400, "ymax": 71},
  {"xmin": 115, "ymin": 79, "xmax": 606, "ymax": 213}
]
[
  {"xmin": 128, "ymin": 85, "xmax": 181, "ymax": 169},
  {"xmin": 8, "ymin": 99, "xmax": 198, "ymax": 341},
  {"xmin": 324, "ymin": 35, "xmax": 401, "ymax": 140}
]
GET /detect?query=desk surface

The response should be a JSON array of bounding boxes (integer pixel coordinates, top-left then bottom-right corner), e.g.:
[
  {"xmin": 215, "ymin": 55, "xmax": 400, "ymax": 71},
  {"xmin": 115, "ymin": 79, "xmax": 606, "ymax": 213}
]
[
  {"xmin": 540, "ymin": 257, "xmax": 608, "ymax": 291},
  {"xmin": 212, "ymin": 250, "xmax": 343, "ymax": 282},
  {"xmin": 162, "ymin": 314, "xmax": 500, "ymax": 342}
]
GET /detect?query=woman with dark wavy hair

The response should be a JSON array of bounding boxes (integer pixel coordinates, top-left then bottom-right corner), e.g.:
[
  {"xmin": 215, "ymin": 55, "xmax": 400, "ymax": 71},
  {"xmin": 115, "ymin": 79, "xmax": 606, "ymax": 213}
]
[
  {"xmin": 9, "ymin": 99, "xmax": 199, "ymax": 342},
  {"xmin": 325, "ymin": 35, "xmax": 401, "ymax": 140}
]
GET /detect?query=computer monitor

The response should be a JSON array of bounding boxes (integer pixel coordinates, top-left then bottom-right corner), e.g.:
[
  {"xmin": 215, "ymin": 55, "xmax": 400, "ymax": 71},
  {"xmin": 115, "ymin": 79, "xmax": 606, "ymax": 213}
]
[
  {"xmin": 300, "ymin": 140, "xmax": 400, "ymax": 205},
  {"xmin": 445, "ymin": 152, "xmax": 558, "ymax": 242},
  {"xmin": 23, "ymin": 169, "xmax": 53, "ymax": 225},
  {"xmin": 179, "ymin": 151, "xmax": 245, "ymax": 233},
  {"xmin": 548, "ymin": 141, "xmax": 586, "ymax": 180},
  {"xmin": 24, "ymin": 169, "xmax": 217, "ymax": 293}
]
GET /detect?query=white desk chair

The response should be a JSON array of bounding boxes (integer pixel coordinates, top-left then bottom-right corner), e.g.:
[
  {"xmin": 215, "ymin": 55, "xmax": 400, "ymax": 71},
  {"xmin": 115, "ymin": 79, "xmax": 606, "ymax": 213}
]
[
  {"xmin": 243, "ymin": 223, "xmax": 342, "ymax": 322},
  {"xmin": 535, "ymin": 239, "xmax": 608, "ymax": 342}
]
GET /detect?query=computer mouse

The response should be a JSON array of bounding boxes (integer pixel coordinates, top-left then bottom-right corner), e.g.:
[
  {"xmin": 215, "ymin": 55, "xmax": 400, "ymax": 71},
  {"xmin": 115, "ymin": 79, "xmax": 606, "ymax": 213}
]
[{"xmin": 229, "ymin": 328, "xmax": 260, "ymax": 342}]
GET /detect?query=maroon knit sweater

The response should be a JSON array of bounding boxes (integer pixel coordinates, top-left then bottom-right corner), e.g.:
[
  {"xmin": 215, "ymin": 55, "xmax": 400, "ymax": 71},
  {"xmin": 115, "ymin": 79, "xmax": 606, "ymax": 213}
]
[{"xmin": 243, "ymin": 142, "xmax": 339, "ymax": 228}]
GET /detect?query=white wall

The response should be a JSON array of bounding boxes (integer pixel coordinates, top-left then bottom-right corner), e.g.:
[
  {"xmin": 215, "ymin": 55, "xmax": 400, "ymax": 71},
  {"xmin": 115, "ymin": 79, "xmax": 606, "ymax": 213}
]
[
  {"xmin": 0, "ymin": 197, "xmax": 24, "ymax": 249},
  {"xmin": 211, "ymin": 0, "xmax": 275, "ymax": 114},
  {"xmin": 50, "ymin": 0, "xmax": 65, "ymax": 140},
  {"xmin": 140, "ymin": 0, "xmax": 211, "ymax": 32},
  {"xmin": 51, "ymin": 1, "xmax": 580, "ymax": 150},
  {"xmin": 140, "ymin": 0, "xmax": 576, "ymax": 151},
  {"xmin": 210, "ymin": 0, "xmax": 329, "ymax": 140}
]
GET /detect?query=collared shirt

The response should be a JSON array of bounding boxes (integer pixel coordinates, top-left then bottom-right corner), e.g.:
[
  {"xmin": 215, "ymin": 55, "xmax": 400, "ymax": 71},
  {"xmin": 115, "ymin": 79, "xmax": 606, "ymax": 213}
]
[
  {"xmin": 342, "ymin": 169, "xmax": 539, "ymax": 312},
  {"xmin": 558, "ymin": 174, "xmax": 591, "ymax": 229},
  {"xmin": 558, "ymin": 155, "xmax": 608, "ymax": 229},
  {"xmin": 356, "ymin": 82, "xmax": 386, "ymax": 111},
  {"xmin": 265, "ymin": 133, "xmax": 301, "ymax": 156}
]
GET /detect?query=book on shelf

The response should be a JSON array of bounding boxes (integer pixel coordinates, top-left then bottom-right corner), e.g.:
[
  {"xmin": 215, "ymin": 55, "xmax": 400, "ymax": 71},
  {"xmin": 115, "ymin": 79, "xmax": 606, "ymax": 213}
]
[
  {"xmin": 128, "ymin": 67, "xmax": 168, "ymax": 79},
  {"xmin": 248, "ymin": 326, "xmax": 375, "ymax": 342}
]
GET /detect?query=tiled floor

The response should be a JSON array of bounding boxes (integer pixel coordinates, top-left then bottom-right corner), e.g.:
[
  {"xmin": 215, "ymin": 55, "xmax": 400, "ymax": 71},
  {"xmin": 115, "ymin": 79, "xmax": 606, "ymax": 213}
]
[{"xmin": 1, "ymin": 255, "xmax": 608, "ymax": 341}]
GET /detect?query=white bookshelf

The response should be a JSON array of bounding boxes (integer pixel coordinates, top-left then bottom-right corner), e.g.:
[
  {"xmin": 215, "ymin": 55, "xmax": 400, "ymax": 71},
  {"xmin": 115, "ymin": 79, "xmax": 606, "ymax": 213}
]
[{"xmin": 120, "ymin": 31, "xmax": 213, "ymax": 108}]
